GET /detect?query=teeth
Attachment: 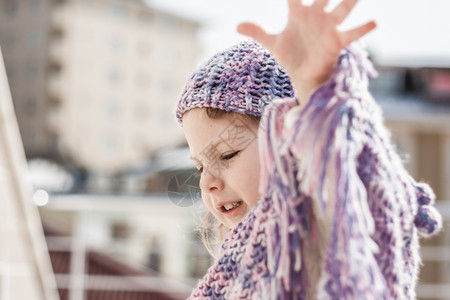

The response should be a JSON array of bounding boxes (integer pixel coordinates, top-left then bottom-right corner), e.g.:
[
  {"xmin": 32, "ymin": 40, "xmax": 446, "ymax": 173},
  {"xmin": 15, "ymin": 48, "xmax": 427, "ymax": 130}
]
[
  {"xmin": 224, "ymin": 203, "xmax": 234, "ymax": 210},
  {"xmin": 223, "ymin": 201, "xmax": 241, "ymax": 211}
]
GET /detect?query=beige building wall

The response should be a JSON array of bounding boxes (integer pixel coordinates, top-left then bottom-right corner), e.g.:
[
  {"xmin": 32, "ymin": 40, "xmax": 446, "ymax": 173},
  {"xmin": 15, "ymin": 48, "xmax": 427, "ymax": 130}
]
[
  {"xmin": 1, "ymin": 0, "xmax": 200, "ymax": 174},
  {"xmin": 50, "ymin": 0, "xmax": 200, "ymax": 174}
]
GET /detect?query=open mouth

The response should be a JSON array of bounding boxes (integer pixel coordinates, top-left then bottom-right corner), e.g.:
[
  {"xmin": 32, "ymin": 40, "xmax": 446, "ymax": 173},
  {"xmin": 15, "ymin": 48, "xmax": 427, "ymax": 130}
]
[{"xmin": 221, "ymin": 201, "xmax": 243, "ymax": 212}]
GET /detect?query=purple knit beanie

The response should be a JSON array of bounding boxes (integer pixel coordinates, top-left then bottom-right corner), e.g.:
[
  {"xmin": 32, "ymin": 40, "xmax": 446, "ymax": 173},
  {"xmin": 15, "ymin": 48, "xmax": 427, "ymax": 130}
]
[{"xmin": 176, "ymin": 40, "xmax": 296, "ymax": 125}]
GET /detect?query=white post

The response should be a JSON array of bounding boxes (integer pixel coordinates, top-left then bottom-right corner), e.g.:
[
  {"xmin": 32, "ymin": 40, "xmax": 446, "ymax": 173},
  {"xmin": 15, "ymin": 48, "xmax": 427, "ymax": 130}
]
[
  {"xmin": 69, "ymin": 211, "xmax": 86, "ymax": 300},
  {"xmin": 0, "ymin": 47, "xmax": 59, "ymax": 299}
]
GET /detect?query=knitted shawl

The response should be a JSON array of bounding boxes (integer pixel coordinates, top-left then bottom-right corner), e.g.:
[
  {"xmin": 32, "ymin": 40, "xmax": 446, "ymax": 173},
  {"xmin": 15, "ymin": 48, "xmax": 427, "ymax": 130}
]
[{"xmin": 189, "ymin": 45, "xmax": 442, "ymax": 299}]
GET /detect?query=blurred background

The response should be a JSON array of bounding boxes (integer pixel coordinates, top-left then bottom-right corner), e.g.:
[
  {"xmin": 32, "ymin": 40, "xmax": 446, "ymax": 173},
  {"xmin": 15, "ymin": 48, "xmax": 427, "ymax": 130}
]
[{"xmin": 0, "ymin": 0, "xmax": 449, "ymax": 299}]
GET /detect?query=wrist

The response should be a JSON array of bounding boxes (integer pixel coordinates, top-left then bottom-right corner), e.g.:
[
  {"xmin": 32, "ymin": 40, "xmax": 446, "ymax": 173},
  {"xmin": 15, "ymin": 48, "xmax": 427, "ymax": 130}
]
[
  {"xmin": 291, "ymin": 70, "xmax": 334, "ymax": 107},
  {"xmin": 293, "ymin": 80, "xmax": 320, "ymax": 107}
]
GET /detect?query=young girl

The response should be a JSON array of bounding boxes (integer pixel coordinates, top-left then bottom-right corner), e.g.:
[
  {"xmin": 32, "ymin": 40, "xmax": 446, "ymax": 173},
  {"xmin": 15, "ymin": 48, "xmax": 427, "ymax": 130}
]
[{"xmin": 176, "ymin": 0, "xmax": 442, "ymax": 299}]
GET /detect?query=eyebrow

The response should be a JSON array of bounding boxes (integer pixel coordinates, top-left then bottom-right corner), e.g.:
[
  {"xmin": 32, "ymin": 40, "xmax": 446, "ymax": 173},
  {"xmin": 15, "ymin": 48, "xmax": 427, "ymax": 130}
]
[
  {"xmin": 189, "ymin": 138, "xmax": 227, "ymax": 161},
  {"xmin": 189, "ymin": 122, "xmax": 257, "ymax": 161}
]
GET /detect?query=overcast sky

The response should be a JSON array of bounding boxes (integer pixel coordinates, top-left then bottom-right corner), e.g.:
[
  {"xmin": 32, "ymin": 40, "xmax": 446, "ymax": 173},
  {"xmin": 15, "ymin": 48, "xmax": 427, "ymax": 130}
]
[{"xmin": 147, "ymin": 0, "xmax": 450, "ymax": 67}]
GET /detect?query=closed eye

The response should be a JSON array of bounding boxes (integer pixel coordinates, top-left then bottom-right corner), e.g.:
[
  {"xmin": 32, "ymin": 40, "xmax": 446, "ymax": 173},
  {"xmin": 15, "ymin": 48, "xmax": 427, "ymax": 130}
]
[{"xmin": 221, "ymin": 151, "xmax": 240, "ymax": 161}]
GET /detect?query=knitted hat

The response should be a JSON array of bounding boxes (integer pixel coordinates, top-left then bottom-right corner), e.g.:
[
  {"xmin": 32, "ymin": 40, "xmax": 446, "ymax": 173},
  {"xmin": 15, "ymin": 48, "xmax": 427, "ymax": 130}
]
[{"xmin": 176, "ymin": 40, "xmax": 296, "ymax": 125}]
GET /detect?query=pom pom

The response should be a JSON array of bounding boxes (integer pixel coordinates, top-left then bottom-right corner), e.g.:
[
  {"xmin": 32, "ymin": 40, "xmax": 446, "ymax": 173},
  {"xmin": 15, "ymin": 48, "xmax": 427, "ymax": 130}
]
[
  {"xmin": 415, "ymin": 182, "xmax": 435, "ymax": 206},
  {"xmin": 414, "ymin": 205, "xmax": 443, "ymax": 237}
]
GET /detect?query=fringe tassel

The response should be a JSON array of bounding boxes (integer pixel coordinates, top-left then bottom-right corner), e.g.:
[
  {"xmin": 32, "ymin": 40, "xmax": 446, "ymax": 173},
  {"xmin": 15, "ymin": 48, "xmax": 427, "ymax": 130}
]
[
  {"xmin": 189, "ymin": 43, "xmax": 442, "ymax": 300},
  {"xmin": 258, "ymin": 43, "xmax": 442, "ymax": 299}
]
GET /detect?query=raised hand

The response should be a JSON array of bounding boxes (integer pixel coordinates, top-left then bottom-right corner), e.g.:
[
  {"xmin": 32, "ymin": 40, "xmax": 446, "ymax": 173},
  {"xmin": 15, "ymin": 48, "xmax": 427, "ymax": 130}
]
[{"xmin": 237, "ymin": 0, "xmax": 376, "ymax": 102}]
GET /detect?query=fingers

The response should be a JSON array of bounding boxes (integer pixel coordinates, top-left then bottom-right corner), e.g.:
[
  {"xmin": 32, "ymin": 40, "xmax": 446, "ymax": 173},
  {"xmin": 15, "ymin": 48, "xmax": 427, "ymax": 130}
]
[
  {"xmin": 237, "ymin": 22, "xmax": 275, "ymax": 50},
  {"xmin": 340, "ymin": 21, "xmax": 377, "ymax": 46},
  {"xmin": 331, "ymin": 0, "xmax": 358, "ymax": 24},
  {"xmin": 287, "ymin": 0, "xmax": 300, "ymax": 8},
  {"xmin": 287, "ymin": 0, "xmax": 307, "ymax": 17},
  {"xmin": 313, "ymin": 0, "xmax": 329, "ymax": 9}
]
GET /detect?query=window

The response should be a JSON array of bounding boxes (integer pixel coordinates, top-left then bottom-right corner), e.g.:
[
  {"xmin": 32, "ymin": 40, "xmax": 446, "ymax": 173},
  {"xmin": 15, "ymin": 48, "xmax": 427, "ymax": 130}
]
[
  {"xmin": 25, "ymin": 62, "xmax": 38, "ymax": 79},
  {"xmin": 159, "ymin": 79, "xmax": 174, "ymax": 96},
  {"xmin": 4, "ymin": 1, "xmax": 19, "ymax": 16},
  {"xmin": 24, "ymin": 96, "xmax": 37, "ymax": 115},
  {"xmin": 47, "ymin": 95, "xmax": 61, "ymax": 109},
  {"xmin": 107, "ymin": 3, "xmax": 126, "ymax": 20},
  {"xmin": 27, "ymin": 29, "xmax": 41, "ymax": 47},
  {"xmin": 106, "ymin": 69, "xmax": 121, "ymax": 86},
  {"xmin": 158, "ymin": 113, "xmax": 172, "ymax": 127},
  {"xmin": 103, "ymin": 134, "xmax": 118, "ymax": 153},
  {"xmin": 369, "ymin": 68, "xmax": 402, "ymax": 95},
  {"xmin": 48, "ymin": 60, "xmax": 62, "ymax": 75},
  {"xmin": 105, "ymin": 100, "xmax": 119, "ymax": 119},
  {"xmin": 29, "ymin": 0, "xmax": 42, "ymax": 11},
  {"xmin": 107, "ymin": 36, "xmax": 123, "ymax": 54},
  {"xmin": 110, "ymin": 221, "xmax": 130, "ymax": 240},
  {"xmin": 428, "ymin": 70, "xmax": 450, "ymax": 103},
  {"xmin": 1, "ymin": 34, "xmax": 16, "ymax": 49},
  {"xmin": 50, "ymin": 27, "xmax": 64, "ymax": 41},
  {"xmin": 158, "ymin": 16, "xmax": 178, "ymax": 33},
  {"xmin": 157, "ymin": 48, "xmax": 178, "ymax": 70}
]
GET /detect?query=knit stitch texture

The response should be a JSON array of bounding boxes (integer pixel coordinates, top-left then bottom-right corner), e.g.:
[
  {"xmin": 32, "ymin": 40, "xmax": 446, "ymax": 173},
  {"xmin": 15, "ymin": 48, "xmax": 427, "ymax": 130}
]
[
  {"xmin": 176, "ymin": 41, "xmax": 295, "ymax": 124},
  {"xmin": 182, "ymin": 43, "xmax": 442, "ymax": 299}
]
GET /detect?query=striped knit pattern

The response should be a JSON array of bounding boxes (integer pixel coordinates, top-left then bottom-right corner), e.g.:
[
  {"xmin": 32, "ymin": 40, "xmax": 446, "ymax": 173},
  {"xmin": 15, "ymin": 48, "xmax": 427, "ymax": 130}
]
[{"xmin": 179, "ymin": 42, "xmax": 442, "ymax": 299}]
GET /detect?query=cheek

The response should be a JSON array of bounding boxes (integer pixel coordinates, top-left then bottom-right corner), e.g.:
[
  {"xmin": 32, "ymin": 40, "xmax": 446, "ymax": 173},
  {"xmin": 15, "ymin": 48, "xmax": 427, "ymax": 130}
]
[
  {"xmin": 201, "ymin": 192, "xmax": 215, "ymax": 213},
  {"xmin": 240, "ymin": 150, "xmax": 261, "ymax": 204},
  {"xmin": 201, "ymin": 191, "xmax": 211, "ymax": 207},
  {"xmin": 244, "ymin": 175, "xmax": 261, "ymax": 206}
]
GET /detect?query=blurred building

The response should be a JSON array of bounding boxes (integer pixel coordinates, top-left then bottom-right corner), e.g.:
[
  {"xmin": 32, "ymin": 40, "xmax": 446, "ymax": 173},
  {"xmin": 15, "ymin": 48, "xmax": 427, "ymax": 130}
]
[
  {"xmin": 371, "ymin": 65, "xmax": 450, "ymax": 200},
  {"xmin": 43, "ymin": 222, "xmax": 192, "ymax": 300},
  {"xmin": 370, "ymin": 63, "xmax": 450, "ymax": 300},
  {"xmin": 0, "ymin": 0, "xmax": 200, "ymax": 174},
  {"xmin": 39, "ymin": 193, "xmax": 212, "ymax": 288}
]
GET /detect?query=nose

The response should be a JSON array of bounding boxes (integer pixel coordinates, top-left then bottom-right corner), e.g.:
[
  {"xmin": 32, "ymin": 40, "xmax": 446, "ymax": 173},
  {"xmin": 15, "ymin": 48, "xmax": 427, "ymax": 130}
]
[{"xmin": 199, "ymin": 167, "xmax": 224, "ymax": 192}]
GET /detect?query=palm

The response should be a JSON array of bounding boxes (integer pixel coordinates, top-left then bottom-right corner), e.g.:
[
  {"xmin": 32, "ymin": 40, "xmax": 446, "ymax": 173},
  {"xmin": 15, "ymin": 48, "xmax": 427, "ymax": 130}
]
[{"xmin": 238, "ymin": 0, "xmax": 376, "ymax": 101}]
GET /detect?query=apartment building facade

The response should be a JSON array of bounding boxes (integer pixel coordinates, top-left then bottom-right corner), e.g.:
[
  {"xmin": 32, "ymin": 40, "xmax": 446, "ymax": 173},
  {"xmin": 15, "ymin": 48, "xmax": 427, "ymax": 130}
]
[{"xmin": 0, "ymin": 0, "xmax": 200, "ymax": 174}]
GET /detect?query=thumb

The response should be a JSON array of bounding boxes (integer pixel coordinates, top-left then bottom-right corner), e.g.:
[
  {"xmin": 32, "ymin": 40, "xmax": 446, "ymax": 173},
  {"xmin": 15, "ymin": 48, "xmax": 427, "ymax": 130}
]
[{"xmin": 237, "ymin": 22, "xmax": 275, "ymax": 50}]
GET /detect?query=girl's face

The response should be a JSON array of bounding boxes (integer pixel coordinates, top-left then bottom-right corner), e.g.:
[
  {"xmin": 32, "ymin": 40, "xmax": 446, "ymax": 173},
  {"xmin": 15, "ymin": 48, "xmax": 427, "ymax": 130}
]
[{"xmin": 183, "ymin": 109, "xmax": 261, "ymax": 229}]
